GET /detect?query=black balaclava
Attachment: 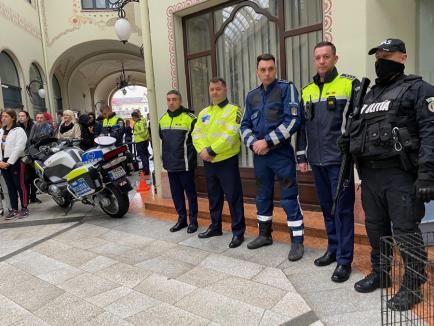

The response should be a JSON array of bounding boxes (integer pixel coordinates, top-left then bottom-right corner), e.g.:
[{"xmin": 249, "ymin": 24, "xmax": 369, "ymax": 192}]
[{"xmin": 375, "ymin": 58, "xmax": 405, "ymax": 83}]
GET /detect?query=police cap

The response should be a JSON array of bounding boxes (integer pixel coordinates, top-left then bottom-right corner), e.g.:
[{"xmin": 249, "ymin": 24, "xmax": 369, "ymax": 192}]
[{"xmin": 368, "ymin": 38, "xmax": 406, "ymax": 55}]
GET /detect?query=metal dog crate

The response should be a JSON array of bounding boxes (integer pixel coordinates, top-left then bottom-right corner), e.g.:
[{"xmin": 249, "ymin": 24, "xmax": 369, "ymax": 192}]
[{"xmin": 381, "ymin": 232, "xmax": 434, "ymax": 325}]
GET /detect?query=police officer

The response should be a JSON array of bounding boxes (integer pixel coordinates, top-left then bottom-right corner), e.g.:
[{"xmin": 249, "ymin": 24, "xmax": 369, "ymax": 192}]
[
  {"xmin": 131, "ymin": 111, "xmax": 150, "ymax": 178},
  {"xmin": 296, "ymin": 42, "xmax": 360, "ymax": 282},
  {"xmin": 343, "ymin": 39, "xmax": 434, "ymax": 311},
  {"xmin": 160, "ymin": 90, "xmax": 198, "ymax": 233},
  {"xmin": 99, "ymin": 105, "xmax": 125, "ymax": 146},
  {"xmin": 192, "ymin": 77, "xmax": 246, "ymax": 248},
  {"xmin": 240, "ymin": 54, "xmax": 304, "ymax": 261}
]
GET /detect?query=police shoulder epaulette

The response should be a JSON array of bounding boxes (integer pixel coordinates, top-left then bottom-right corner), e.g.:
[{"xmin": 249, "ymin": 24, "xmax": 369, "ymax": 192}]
[
  {"xmin": 247, "ymin": 85, "xmax": 261, "ymax": 95},
  {"xmin": 186, "ymin": 112, "xmax": 197, "ymax": 119},
  {"xmin": 340, "ymin": 73, "xmax": 357, "ymax": 81},
  {"xmin": 278, "ymin": 79, "xmax": 293, "ymax": 85}
]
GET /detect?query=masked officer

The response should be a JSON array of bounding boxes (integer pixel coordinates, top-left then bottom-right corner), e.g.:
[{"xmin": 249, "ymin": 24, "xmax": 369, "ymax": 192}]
[
  {"xmin": 159, "ymin": 90, "xmax": 198, "ymax": 233},
  {"xmin": 296, "ymin": 42, "xmax": 360, "ymax": 282},
  {"xmin": 341, "ymin": 38, "xmax": 434, "ymax": 311},
  {"xmin": 99, "ymin": 105, "xmax": 125, "ymax": 146},
  {"xmin": 240, "ymin": 54, "xmax": 304, "ymax": 261},
  {"xmin": 192, "ymin": 77, "xmax": 246, "ymax": 248},
  {"xmin": 131, "ymin": 111, "xmax": 150, "ymax": 179}
]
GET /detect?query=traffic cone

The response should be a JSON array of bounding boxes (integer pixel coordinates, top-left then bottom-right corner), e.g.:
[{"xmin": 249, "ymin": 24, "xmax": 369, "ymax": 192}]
[{"xmin": 136, "ymin": 171, "xmax": 150, "ymax": 192}]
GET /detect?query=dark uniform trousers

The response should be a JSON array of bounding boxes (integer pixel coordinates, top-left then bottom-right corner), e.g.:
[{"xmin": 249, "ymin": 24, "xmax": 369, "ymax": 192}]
[
  {"xmin": 167, "ymin": 170, "xmax": 198, "ymax": 226},
  {"xmin": 310, "ymin": 164, "xmax": 355, "ymax": 264},
  {"xmin": 360, "ymin": 166, "xmax": 426, "ymax": 281},
  {"xmin": 254, "ymin": 146, "xmax": 304, "ymax": 243},
  {"xmin": 136, "ymin": 140, "xmax": 150, "ymax": 175},
  {"xmin": 203, "ymin": 155, "xmax": 246, "ymax": 237}
]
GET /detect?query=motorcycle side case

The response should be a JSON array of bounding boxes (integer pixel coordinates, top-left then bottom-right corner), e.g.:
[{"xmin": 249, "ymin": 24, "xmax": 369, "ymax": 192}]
[{"xmin": 43, "ymin": 148, "xmax": 83, "ymax": 182}]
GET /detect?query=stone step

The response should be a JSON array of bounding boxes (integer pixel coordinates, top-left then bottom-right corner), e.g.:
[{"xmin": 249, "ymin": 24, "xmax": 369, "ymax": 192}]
[{"xmin": 143, "ymin": 195, "xmax": 369, "ymax": 246}]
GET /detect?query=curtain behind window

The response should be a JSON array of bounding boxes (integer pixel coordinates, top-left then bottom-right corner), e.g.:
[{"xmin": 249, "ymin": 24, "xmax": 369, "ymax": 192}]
[{"xmin": 215, "ymin": 6, "xmax": 279, "ymax": 167}]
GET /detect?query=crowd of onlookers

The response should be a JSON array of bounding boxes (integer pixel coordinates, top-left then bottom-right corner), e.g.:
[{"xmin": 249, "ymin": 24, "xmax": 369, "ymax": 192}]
[{"xmin": 0, "ymin": 109, "xmax": 111, "ymax": 220}]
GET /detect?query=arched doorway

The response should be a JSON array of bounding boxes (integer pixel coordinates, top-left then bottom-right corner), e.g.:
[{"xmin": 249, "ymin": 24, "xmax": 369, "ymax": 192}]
[
  {"xmin": 111, "ymin": 85, "xmax": 149, "ymax": 120},
  {"xmin": 50, "ymin": 40, "xmax": 145, "ymax": 115},
  {"xmin": 0, "ymin": 51, "xmax": 23, "ymax": 110},
  {"xmin": 52, "ymin": 74, "xmax": 63, "ymax": 114},
  {"xmin": 29, "ymin": 63, "xmax": 47, "ymax": 114}
]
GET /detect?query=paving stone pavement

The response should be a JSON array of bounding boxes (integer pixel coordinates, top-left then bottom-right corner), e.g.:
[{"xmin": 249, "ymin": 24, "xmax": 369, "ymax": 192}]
[{"xmin": 0, "ymin": 199, "xmax": 382, "ymax": 325}]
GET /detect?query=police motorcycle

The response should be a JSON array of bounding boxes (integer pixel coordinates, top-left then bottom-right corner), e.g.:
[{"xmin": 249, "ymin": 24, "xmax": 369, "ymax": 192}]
[{"xmin": 24, "ymin": 133, "xmax": 133, "ymax": 218}]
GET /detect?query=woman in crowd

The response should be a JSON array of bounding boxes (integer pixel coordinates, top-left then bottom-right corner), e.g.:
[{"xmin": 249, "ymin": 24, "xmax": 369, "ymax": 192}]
[
  {"xmin": 124, "ymin": 119, "xmax": 133, "ymax": 152},
  {"xmin": 18, "ymin": 111, "xmax": 34, "ymax": 138},
  {"xmin": 78, "ymin": 114, "xmax": 94, "ymax": 151},
  {"xmin": 18, "ymin": 110, "xmax": 40, "ymax": 204},
  {"xmin": 56, "ymin": 110, "xmax": 81, "ymax": 140},
  {"xmin": 88, "ymin": 112, "xmax": 95, "ymax": 130},
  {"xmin": 0, "ymin": 109, "xmax": 28, "ymax": 219}
]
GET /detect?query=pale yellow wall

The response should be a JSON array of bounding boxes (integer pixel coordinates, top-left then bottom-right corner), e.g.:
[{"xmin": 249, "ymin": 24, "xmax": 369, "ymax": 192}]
[
  {"xmin": 331, "ymin": 0, "xmax": 368, "ymax": 79},
  {"xmin": 42, "ymin": 0, "xmax": 142, "ymax": 73},
  {"xmin": 40, "ymin": 0, "xmax": 144, "ymax": 113},
  {"xmin": 366, "ymin": 0, "xmax": 417, "ymax": 77},
  {"xmin": 0, "ymin": 0, "xmax": 45, "ymax": 114},
  {"xmin": 332, "ymin": 0, "xmax": 417, "ymax": 82},
  {"xmin": 0, "ymin": 0, "xmax": 421, "ymax": 118},
  {"xmin": 68, "ymin": 71, "xmax": 92, "ymax": 112}
]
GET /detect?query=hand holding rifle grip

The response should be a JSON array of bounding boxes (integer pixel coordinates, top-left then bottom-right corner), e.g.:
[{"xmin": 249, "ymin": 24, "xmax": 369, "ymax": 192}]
[{"xmin": 331, "ymin": 77, "xmax": 370, "ymax": 216}]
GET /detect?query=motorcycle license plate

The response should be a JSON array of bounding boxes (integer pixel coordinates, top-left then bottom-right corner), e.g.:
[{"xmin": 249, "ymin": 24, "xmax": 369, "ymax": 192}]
[
  {"xmin": 108, "ymin": 166, "xmax": 126, "ymax": 181},
  {"xmin": 70, "ymin": 178, "xmax": 93, "ymax": 197}
]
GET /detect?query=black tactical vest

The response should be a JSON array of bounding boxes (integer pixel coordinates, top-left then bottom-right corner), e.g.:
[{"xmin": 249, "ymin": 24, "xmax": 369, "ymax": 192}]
[{"xmin": 349, "ymin": 75, "xmax": 421, "ymax": 166}]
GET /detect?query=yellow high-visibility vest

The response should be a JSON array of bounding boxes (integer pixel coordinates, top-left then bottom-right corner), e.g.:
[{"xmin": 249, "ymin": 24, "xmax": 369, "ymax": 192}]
[
  {"xmin": 133, "ymin": 117, "xmax": 149, "ymax": 143},
  {"xmin": 192, "ymin": 101, "xmax": 242, "ymax": 163}
]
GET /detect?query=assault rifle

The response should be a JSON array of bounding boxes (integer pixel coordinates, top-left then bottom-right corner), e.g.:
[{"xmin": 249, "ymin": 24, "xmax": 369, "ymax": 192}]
[{"xmin": 331, "ymin": 77, "xmax": 370, "ymax": 216}]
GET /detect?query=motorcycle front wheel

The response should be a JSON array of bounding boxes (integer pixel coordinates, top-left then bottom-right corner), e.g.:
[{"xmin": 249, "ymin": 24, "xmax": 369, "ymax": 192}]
[{"xmin": 98, "ymin": 184, "xmax": 129, "ymax": 218}]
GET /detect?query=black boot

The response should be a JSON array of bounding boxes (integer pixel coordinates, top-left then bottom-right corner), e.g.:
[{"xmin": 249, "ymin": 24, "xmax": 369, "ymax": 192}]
[
  {"xmin": 287, "ymin": 232, "xmax": 304, "ymax": 261},
  {"xmin": 387, "ymin": 237, "xmax": 428, "ymax": 311},
  {"xmin": 387, "ymin": 287, "xmax": 423, "ymax": 311},
  {"xmin": 354, "ymin": 271, "xmax": 392, "ymax": 293},
  {"xmin": 247, "ymin": 221, "xmax": 273, "ymax": 249},
  {"xmin": 398, "ymin": 232, "xmax": 428, "ymax": 289}
]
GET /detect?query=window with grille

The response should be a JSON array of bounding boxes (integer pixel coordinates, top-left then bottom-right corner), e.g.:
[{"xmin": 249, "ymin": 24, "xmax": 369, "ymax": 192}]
[
  {"xmin": 0, "ymin": 51, "xmax": 23, "ymax": 110},
  {"xmin": 81, "ymin": 0, "xmax": 116, "ymax": 10},
  {"xmin": 183, "ymin": 0, "xmax": 323, "ymax": 167}
]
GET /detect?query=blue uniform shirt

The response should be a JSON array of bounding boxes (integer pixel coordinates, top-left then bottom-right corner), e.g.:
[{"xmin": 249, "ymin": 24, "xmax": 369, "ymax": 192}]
[{"xmin": 240, "ymin": 79, "xmax": 301, "ymax": 150}]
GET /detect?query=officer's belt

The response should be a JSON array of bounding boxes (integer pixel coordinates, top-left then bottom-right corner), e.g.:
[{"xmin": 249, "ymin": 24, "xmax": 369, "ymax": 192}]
[{"xmin": 358, "ymin": 157, "xmax": 402, "ymax": 169}]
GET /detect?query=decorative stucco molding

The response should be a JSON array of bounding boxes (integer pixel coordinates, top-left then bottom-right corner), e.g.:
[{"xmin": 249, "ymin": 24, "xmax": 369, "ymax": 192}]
[
  {"xmin": 41, "ymin": 0, "xmax": 116, "ymax": 47},
  {"xmin": 167, "ymin": 0, "xmax": 333, "ymax": 88},
  {"xmin": 0, "ymin": 1, "xmax": 41, "ymax": 40},
  {"xmin": 323, "ymin": 0, "xmax": 333, "ymax": 42}
]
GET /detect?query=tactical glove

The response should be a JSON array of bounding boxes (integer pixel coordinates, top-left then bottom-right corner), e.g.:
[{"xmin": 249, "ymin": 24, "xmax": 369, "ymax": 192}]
[{"xmin": 415, "ymin": 177, "xmax": 434, "ymax": 203}]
